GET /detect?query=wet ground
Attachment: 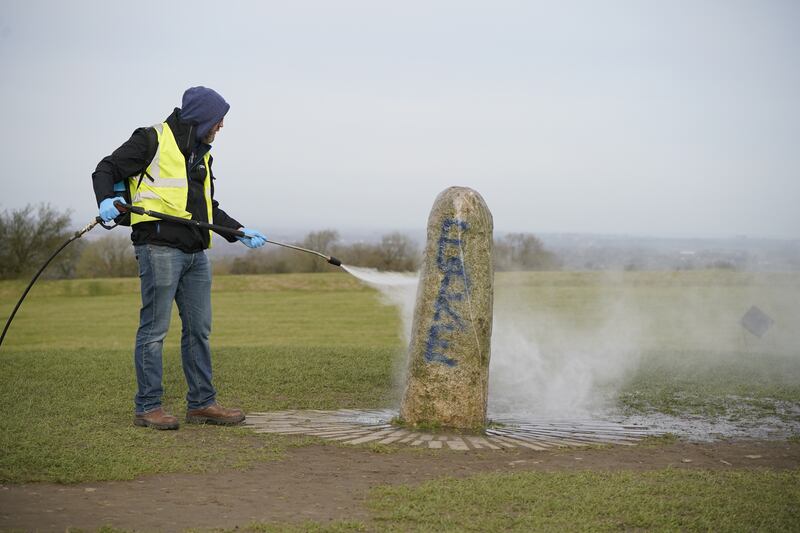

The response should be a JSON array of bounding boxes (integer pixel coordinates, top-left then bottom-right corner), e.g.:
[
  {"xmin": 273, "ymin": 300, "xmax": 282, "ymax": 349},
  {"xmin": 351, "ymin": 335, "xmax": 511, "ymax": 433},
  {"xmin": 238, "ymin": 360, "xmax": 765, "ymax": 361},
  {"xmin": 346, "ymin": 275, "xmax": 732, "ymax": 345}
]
[{"xmin": 491, "ymin": 398, "xmax": 800, "ymax": 443}]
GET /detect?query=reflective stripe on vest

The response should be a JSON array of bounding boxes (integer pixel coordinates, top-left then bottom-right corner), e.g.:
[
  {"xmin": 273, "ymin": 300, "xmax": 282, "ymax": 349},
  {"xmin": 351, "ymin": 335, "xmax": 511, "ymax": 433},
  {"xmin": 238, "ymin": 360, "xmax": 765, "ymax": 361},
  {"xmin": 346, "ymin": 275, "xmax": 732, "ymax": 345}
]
[{"xmin": 128, "ymin": 122, "xmax": 214, "ymax": 247}]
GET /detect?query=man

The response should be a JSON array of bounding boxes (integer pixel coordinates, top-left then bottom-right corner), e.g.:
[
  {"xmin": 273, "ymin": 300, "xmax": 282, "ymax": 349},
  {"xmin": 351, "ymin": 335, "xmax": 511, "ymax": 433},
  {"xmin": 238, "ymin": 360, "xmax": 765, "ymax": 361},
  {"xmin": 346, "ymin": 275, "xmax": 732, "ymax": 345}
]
[{"xmin": 92, "ymin": 86, "xmax": 267, "ymax": 430}]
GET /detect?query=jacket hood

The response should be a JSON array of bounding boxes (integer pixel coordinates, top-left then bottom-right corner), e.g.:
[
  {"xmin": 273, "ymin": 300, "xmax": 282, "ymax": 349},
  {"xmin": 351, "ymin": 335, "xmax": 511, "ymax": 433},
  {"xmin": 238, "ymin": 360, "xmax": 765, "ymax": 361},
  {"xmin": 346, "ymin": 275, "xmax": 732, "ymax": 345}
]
[{"xmin": 179, "ymin": 86, "xmax": 230, "ymax": 142}]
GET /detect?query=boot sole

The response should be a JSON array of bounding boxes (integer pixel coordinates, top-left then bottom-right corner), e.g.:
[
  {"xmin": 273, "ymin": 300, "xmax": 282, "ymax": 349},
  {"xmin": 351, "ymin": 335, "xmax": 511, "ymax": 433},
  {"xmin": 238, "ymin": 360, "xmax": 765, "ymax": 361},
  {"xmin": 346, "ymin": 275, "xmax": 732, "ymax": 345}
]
[
  {"xmin": 185, "ymin": 415, "xmax": 246, "ymax": 426},
  {"xmin": 134, "ymin": 418, "xmax": 179, "ymax": 430}
]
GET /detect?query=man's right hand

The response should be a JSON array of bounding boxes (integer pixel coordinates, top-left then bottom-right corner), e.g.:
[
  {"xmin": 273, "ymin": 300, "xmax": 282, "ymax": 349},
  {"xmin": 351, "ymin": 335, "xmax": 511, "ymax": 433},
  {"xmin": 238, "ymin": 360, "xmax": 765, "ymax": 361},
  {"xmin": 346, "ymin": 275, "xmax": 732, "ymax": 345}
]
[{"xmin": 99, "ymin": 196, "xmax": 126, "ymax": 222}]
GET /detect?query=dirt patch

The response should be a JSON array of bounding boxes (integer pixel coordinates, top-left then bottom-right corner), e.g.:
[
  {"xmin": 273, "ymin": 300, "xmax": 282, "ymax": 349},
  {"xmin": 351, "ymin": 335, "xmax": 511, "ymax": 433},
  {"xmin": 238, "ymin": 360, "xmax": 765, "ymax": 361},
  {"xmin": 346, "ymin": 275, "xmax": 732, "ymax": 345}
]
[{"xmin": 1, "ymin": 439, "xmax": 798, "ymax": 531}]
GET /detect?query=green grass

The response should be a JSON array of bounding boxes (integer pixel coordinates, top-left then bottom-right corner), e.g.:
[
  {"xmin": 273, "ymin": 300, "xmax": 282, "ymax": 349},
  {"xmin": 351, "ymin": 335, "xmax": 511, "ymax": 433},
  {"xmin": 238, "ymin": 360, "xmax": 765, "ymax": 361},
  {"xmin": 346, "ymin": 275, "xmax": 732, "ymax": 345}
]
[
  {"xmin": 618, "ymin": 349, "xmax": 800, "ymax": 418},
  {"xmin": 0, "ymin": 344, "xmax": 399, "ymax": 483},
  {"xmin": 0, "ymin": 273, "xmax": 397, "ymax": 351},
  {"xmin": 83, "ymin": 520, "xmax": 370, "ymax": 533},
  {"xmin": 495, "ymin": 270, "xmax": 800, "ymax": 422},
  {"xmin": 364, "ymin": 469, "xmax": 800, "ymax": 532},
  {"xmin": 230, "ymin": 468, "xmax": 800, "ymax": 532},
  {"xmin": 495, "ymin": 271, "xmax": 800, "ymax": 355},
  {"xmin": 1, "ymin": 270, "xmax": 799, "ymax": 484},
  {"xmin": 0, "ymin": 273, "xmax": 404, "ymax": 483}
]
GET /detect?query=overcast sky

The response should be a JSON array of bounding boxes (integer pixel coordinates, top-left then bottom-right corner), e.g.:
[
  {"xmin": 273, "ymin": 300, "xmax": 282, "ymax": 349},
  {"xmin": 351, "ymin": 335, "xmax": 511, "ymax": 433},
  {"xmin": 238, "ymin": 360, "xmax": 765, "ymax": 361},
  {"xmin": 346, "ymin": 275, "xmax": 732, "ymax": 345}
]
[{"xmin": 1, "ymin": 0, "xmax": 798, "ymax": 239}]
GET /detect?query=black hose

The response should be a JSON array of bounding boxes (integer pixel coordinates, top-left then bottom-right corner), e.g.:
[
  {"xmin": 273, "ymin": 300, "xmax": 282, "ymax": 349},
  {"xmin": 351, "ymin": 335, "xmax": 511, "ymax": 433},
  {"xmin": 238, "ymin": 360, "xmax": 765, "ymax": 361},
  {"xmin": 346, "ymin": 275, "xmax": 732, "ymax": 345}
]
[{"xmin": 0, "ymin": 219, "xmax": 101, "ymax": 349}]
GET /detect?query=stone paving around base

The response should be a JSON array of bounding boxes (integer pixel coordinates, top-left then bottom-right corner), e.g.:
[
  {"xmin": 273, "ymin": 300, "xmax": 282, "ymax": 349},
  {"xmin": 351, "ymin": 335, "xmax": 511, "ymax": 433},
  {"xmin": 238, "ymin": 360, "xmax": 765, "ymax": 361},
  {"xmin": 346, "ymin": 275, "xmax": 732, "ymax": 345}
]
[{"xmin": 244, "ymin": 409, "xmax": 661, "ymax": 451}]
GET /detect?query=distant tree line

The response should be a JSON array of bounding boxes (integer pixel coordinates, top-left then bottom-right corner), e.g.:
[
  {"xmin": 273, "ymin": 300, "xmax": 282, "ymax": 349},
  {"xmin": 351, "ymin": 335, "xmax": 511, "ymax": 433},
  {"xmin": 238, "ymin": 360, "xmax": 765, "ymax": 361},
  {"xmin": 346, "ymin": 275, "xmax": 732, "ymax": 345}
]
[
  {"xmin": 218, "ymin": 230, "xmax": 421, "ymax": 275},
  {"xmin": 0, "ymin": 204, "xmax": 82, "ymax": 279},
  {"xmin": 0, "ymin": 204, "xmax": 562, "ymax": 279},
  {"xmin": 494, "ymin": 233, "xmax": 561, "ymax": 271}
]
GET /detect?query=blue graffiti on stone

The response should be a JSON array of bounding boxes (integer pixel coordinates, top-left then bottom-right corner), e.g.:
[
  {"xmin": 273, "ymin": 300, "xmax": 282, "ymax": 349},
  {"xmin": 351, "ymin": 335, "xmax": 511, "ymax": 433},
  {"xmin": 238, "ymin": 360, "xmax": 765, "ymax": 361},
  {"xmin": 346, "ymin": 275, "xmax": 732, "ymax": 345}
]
[{"xmin": 424, "ymin": 219, "xmax": 470, "ymax": 367}]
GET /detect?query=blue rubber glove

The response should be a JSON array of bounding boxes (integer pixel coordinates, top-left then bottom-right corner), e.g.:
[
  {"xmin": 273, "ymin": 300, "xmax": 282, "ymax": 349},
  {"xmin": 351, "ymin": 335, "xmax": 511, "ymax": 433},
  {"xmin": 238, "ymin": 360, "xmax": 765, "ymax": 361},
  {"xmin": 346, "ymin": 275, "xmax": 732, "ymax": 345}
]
[
  {"xmin": 237, "ymin": 228, "xmax": 267, "ymax": 249},
  {"xmin": 99, "ymin": 196, "xmax": 126, "ymax": 222}
]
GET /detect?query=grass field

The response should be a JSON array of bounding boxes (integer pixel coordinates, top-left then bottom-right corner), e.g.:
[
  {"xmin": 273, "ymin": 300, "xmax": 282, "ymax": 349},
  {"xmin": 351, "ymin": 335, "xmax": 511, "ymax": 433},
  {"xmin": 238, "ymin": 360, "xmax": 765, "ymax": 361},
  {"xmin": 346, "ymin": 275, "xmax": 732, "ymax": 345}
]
[
  {"xmin": 490, "ymin": 271, "xmax": 800, "ymax": 425},
  {"xmin": 365, "ymin": 469, "xmax": 800, "ymax": 532},
  {"xmin": 0, "ymin": 273, "xmax": 403, "ymax": 483},
  {"xmin": 216, "ymin": 469, "xmax": 800, "ymax": 533},
  {"xmin": 2, "ymin": 270, "xmax": 799, "ymax": 530}
]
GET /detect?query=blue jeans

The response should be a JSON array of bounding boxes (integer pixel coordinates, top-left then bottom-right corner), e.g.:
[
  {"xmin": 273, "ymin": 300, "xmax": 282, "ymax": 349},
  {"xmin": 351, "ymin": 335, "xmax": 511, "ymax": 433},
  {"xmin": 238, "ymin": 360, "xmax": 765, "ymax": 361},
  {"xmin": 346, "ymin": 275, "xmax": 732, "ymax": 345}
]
[{"xmin": 133, "ymin": 244, "xmax": 216, "ymax": 414}]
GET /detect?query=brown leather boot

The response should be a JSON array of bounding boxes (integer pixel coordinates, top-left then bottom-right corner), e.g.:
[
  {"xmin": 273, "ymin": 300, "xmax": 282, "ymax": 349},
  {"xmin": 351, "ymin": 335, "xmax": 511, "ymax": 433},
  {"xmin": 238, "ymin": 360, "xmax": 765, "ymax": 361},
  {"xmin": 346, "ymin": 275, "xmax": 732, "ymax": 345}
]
[
  {"xmin": 134, "ymin": 407, "xmax": 179, "ymax": 430},
  {"xmin": 186, "ymin": 402, "xmax": 246, "ymax": 426}
]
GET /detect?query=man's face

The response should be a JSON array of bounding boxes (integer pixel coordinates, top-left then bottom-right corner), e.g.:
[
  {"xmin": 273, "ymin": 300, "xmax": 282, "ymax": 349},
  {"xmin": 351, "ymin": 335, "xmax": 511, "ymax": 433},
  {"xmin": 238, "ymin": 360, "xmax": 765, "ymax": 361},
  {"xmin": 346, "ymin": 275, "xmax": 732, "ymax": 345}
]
[{"xmin": 202, "ymin": 117, "xmax": 224, "ymax": 144}]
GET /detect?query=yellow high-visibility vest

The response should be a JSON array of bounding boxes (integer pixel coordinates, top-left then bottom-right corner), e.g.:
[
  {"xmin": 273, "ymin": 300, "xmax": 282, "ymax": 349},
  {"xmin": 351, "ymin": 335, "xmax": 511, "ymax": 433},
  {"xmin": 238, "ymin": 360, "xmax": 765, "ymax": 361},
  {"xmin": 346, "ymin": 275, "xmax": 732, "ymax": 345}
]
[{"xmin": 128, "ymin": 122, "xmax": 214, "ymax": 246}]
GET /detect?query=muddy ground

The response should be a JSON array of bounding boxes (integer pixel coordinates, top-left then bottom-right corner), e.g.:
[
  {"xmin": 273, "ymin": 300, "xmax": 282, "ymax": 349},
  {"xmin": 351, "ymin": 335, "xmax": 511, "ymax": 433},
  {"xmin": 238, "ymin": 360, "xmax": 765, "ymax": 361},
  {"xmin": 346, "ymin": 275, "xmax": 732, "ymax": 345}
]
[{"xmin": 2, "ymin": 439, "xmax": 798, "ymax": 532}]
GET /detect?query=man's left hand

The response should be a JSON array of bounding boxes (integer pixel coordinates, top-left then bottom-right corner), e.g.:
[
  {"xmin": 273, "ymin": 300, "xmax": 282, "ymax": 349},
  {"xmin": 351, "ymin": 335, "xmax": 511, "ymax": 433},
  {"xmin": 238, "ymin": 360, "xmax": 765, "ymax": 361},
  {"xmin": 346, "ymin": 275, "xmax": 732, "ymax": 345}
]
[{"xmin": 237, "ymin": 228, "xmax": 267, "ymax": 248}]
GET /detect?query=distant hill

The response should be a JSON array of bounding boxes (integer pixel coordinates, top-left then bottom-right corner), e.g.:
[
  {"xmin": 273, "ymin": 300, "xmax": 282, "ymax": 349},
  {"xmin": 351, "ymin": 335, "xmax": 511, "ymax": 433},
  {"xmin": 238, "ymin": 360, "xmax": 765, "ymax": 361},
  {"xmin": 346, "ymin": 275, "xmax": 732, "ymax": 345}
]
[
  {"xmin": 205, "ymin": 228, "xmax": 799, "ymax": 271},
  {"xmin": 535, "ymin": 233, "xmax": 800, "ymax": 271}
]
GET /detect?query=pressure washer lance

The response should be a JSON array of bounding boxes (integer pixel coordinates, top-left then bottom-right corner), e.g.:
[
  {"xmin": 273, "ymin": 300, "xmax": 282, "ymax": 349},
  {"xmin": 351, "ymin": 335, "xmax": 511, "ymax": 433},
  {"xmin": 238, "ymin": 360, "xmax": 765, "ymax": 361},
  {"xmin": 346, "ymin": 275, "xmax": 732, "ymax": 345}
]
[
  {"xmin": 113, "ymin": 202, "xmax": 342, "ymax": 267},
  {"xmin": 0, "ymin": 203, "xmax": 341, "ymax": 349}
]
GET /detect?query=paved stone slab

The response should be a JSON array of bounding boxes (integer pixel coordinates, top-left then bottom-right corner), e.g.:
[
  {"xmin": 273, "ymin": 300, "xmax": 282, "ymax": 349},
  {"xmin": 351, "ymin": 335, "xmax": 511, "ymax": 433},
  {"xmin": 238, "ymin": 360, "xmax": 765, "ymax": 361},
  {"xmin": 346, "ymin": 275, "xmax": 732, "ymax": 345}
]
[
  {"xmin": 244, "ymin": 409, "xmax": 660, "ymax": 452},
  {"xmin": 446, "ymin": 438, "xmax": 469, "ymax": 451}
]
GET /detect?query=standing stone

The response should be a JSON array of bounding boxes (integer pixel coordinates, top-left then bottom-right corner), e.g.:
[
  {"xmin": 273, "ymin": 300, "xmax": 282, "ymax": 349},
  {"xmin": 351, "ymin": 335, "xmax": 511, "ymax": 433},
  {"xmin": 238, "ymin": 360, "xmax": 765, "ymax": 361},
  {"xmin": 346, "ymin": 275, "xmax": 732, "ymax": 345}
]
[{"xmin": 400, "ymin": 186, "xmax": 494, "ymax": 430}]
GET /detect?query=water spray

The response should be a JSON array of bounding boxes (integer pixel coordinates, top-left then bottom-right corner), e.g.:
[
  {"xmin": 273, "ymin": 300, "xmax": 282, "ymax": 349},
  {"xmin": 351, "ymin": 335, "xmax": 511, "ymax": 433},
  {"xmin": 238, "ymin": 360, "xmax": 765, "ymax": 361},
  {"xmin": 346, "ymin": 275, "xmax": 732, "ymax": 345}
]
[{"xmin": 0, "ymin": 202, "xmax": 342, "ymax": 349}]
